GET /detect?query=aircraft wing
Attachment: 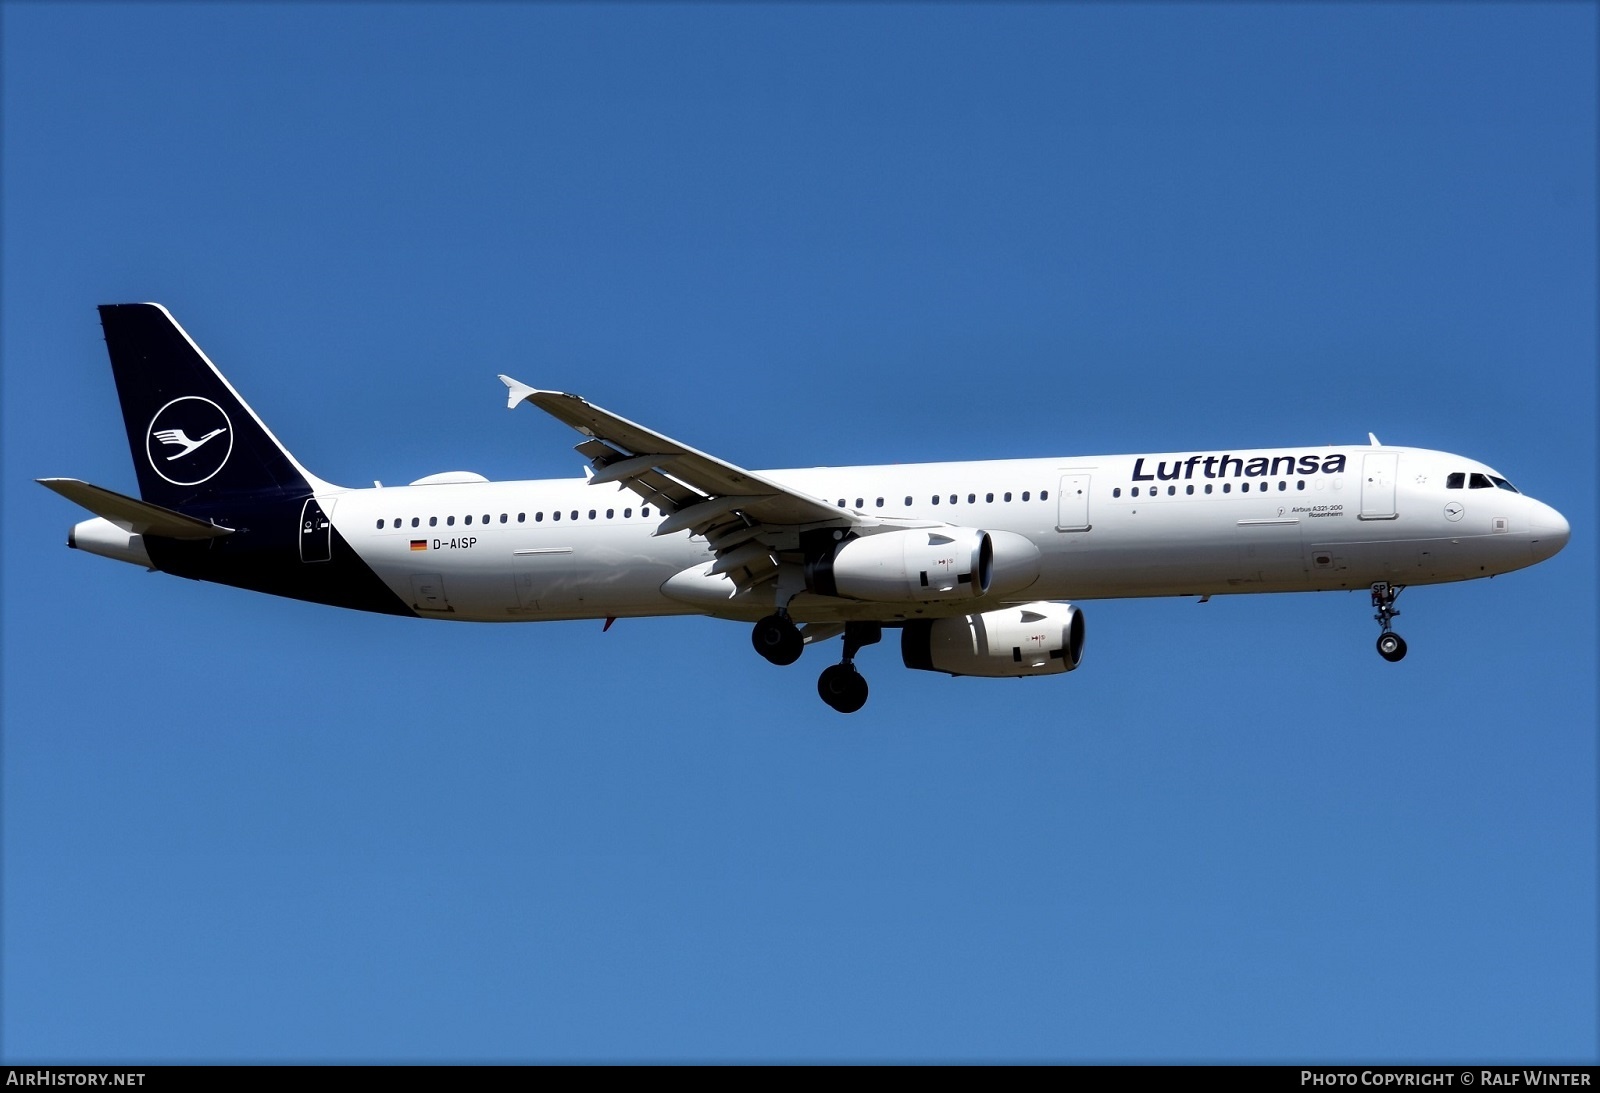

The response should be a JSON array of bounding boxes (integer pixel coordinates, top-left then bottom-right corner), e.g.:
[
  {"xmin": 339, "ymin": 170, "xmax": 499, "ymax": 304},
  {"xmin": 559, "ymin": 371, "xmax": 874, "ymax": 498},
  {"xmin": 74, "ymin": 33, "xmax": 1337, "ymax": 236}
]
[
  {"xmin": 501, "ymin": 377, "xmax": 873, "ymax": 591},
  {"xmin": 500, "ymin": 378, "xmax": 856, "ymax": 529}
]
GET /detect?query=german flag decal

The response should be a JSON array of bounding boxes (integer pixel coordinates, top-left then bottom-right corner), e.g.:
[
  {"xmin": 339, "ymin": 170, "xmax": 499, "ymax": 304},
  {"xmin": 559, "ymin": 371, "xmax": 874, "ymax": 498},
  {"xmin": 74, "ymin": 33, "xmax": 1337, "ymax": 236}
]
[{"xmin": 410, "ymin": 540, "xmax": 428, "ymax": 551}]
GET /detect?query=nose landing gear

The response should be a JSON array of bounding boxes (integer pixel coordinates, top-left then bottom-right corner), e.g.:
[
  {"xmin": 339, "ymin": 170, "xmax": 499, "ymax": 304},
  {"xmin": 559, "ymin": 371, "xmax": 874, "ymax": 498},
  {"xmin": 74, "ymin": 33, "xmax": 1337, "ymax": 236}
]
[{"xmin": 1371, "ymin": 582, "xmax": 1407, "ymax": 662}]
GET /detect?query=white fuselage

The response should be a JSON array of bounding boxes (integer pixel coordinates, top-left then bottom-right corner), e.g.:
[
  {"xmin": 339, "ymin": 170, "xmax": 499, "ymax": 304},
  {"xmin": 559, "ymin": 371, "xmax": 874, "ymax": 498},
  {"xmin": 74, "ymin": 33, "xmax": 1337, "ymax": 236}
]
[{"xmin": 324, "ymin": 444, "xmax": 1568, "ymax": 623}]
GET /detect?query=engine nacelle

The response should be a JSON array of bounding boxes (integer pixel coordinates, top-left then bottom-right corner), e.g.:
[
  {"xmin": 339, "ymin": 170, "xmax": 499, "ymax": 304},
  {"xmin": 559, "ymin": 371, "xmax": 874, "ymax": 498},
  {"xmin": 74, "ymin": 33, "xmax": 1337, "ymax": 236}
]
[
  {"xmin": 984, "ymin": 530, "xmax": 1043, "ymax": 597},
  {"xmin": 808, "ymin": 528, "xmax": 992, "ymax": 603},
  {"xmin": 69, "ymin": 517, "xmax": 154, "ymax": 569},
  {"xmin": 901, "ymin": 602, "xmax": 1086, "ymax": 678}
]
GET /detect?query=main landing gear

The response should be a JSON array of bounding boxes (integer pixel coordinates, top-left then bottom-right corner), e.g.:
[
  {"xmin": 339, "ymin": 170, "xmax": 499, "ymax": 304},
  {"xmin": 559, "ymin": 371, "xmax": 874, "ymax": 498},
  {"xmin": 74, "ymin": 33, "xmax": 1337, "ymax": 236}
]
[
  {"xmin": 1371, "ymin": 582, "xmax": 1407, "ymax": 662},
  {"xmin": 751, "ymin": 614, "xmax": 881, "ymax": 713},
  {"xmin": 816, "ymin": 623, "xmax": 881, "ymax": 714},
  {"xmin": 752, "ymin": 612, "xmax": 803, "ymax": 666}
]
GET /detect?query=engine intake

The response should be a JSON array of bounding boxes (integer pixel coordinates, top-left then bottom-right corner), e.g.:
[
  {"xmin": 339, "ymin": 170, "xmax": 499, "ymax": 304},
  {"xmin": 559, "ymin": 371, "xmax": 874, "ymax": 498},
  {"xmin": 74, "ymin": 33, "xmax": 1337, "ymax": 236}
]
[
  {"xmin": 808, "ymin": 528, "xmax": 993, "ymax": 603},
  {"xmin": 901, "ymin": 602, "xmax": 1085, "ymax": 677}
]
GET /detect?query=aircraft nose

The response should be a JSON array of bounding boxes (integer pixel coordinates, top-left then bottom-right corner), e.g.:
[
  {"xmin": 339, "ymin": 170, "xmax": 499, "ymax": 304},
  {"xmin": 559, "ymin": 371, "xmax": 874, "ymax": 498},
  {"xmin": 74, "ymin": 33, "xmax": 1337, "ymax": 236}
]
[{"xmin": 1529, "ymin": 501, "xmax": 1570, "ymax": 562}]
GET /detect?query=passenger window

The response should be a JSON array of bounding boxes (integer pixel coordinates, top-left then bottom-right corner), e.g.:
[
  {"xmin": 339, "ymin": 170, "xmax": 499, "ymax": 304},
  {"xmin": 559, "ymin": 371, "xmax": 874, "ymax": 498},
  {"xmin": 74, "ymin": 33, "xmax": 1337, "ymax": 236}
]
[
  {"xmin": 535, "ymin": 512, "xmax": 543, "ymax": 522},
  {"xmin": 837, "ymin": 499, "xmax": 845, "ymax": 508},
  {"xmin": 588, "ymin": 510, "xmax": 596, "ymax": 520},
  {"xmin": 949, "ymin": 494, "xmax": 957, "ymax": 504},
  {"xmin": 642, "ymin": 507, "xmax": 651, "ymax": 518},
  {"xmin": 606, "ymin": 509, "xmax": 614, "ymax": 519},
  {"xmin": 1241, "ymin": 483, "xmax": 1250, "ymax": 493},
  {"xmin": 856, "ymin": 498, "xmax": 864, "ymax": 508},
  {"xmin": 429, "ymin": 516, "xmax": 438, "ymax": 527},
  {"xmin": 1185, "ymin": 485, "xmax": 1194, "ymax": 495},
  {"xmin": 624, "ymin": 508, "xmax": 633, "ymax": 518},
  {"xmin": 1022, "ymin": 491, "xmax": 1030, "ymax": 501},
  {"xmin": 1446, "ymin": 473, "xmax": 1465, "ymax": 489},
  {"xmin": 1470, "ymin": 474, "xmax": 1493, "ymax": 489},
  {"xmin": 552, "ymin": 511, "xmax": 560, "ymax": 521},
  {"xmin": 1204, "ymin": 484, "xmax": 1213, "ymax": 494},
  {"xmin": 875, "ymin": 498, "xmax": 884, "ymax": 508},
  {"xmin": 986, "ymin": 493, "xmax": 994, "ymax": 503},
  {"xmin": 482, "ymin": 515, "xmax": 490, "ymax": 524},
  {"xmin": 517, "ymin": 513, "xmax": 525, "ymax": 522},
  {"xmin": 967, "ymin": 493, "xmax": 976, "ymax": 504},
  {"xmin": 447, "ymin": 516, "xmax": 455, "ymax": 526},
  {"xmin": 464, "ymin": 515, "xmax": 472, "ymax": 525},
  {"xmin": 571, "ymin": 511, "xmax": 579, "ymax": 520},
  {"xmin": 1296, "ymin": 481, "xmax": 1305, "ymax": 491},
  {"xmin": 412, "ymin": 517, "xmax": 420, "ymax": 527},
  {"xmin": 1222, "ymin": 484, "xmax": 1231, "ymax": 494},
  {"xmin": 1131, "ymin": 487, "xmax": 1140, "ymax": 498},
  {"xmin": 1167, "ymin": 486, "xmax": 1175, "ymax": 496},
  {"xmin": 1278, "ymin": 481, "xmax": 1287, "ymax": 491},
  {"xmin": 932, "ymin": 495, "xmax": 940, "ymax": 505},
  {"xmin": 1004, "ymin": 492, "xmax": 1012, "ymax": 502},
  {"xmin": 377, "ymin": 519, "xmax": 384, "ymax": 529},
  {"xmin": 904, "ymin": 496, "xmax": 913, "ymax": 506},
  {"xmin": 1041, "ymin": 490, "xmax": 1048, "ymax": 500},
  {"xmin": 500, "ymin": 514, "xmax": 508, "ymax": 524},
  {"xmin": 1113, "ymin": 487, "xmax": 1122, "ymax": 498}
]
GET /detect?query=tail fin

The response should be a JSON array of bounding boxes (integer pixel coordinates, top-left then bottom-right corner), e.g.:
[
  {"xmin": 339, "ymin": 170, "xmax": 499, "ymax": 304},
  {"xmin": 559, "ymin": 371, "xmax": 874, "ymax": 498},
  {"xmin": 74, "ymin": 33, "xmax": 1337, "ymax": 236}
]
[{"xmin": 99, "ymin": 303, "xmax": 324, "ymax": 509}]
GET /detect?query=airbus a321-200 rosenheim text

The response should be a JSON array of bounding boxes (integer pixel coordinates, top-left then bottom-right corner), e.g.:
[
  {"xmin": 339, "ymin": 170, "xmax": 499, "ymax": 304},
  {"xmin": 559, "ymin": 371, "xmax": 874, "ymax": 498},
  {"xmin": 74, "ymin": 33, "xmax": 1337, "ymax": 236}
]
[{"xmin": 42, "ymin": 305, "xmax": 1571, "ymax": 713}]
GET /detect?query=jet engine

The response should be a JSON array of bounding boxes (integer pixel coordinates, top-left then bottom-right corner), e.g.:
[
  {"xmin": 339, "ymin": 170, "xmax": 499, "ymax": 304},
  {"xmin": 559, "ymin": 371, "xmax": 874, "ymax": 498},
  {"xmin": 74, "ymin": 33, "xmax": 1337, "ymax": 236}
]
[
  {"xmin": 807, "ymin": 527, "xmax": 993, "ymax": 603},
  {"xmin": 901, "ymin": 601, "xmax": 1085, "ymax": 677}
]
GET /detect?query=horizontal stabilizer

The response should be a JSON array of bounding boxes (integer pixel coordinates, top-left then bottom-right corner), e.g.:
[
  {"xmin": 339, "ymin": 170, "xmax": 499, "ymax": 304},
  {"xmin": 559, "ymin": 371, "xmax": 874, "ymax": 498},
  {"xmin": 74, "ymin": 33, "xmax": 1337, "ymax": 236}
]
[{"xmin": 37, "ymin": 478, "xmax": 233, "ymax": 539}]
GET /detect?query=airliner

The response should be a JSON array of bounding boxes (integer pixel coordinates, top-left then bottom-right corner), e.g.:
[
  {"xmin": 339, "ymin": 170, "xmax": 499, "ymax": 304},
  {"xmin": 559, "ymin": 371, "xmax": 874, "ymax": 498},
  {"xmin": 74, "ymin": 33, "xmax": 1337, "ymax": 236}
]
[{"xmin": 42, "ymin": 304, "xmax": 1571, "ymax": 712}]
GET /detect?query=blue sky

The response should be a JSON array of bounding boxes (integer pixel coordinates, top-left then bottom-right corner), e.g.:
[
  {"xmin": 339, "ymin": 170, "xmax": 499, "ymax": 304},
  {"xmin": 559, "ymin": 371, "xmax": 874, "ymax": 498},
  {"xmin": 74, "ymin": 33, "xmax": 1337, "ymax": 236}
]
[{"xmin": 3, "ymin": 3, "xmax": 1594, "ymax": 1063}]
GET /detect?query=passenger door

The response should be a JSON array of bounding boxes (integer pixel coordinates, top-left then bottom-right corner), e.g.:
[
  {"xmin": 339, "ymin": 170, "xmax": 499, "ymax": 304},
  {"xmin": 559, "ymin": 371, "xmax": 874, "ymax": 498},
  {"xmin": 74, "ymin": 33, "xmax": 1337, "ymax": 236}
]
[
  {"xmin": 299, "ymin": 498, "xmax": 334, "ymax": 562},
  {"xmin": 1359, "ymin": 453, "xmax": 1399, "ymax": 520},
  {"xmin": 1055, "ymin": 474, "xmax": 1091, "ymax": 532}
]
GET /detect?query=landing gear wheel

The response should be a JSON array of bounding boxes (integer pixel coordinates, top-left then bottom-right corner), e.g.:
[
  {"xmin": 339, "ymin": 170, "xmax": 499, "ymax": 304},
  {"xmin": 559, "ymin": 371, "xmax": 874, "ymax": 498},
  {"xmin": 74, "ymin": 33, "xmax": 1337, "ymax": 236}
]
[
  {"xmin": 1370, "ymin": 582, "xmax": 1408, "ymax": 663},
  {"xmin": 817, "ymin": 663, "xmax": 869, "ymax": 713},
  {"xmin": 752, "ymin": 613, "xmax": 803, "ymax": 666},
  {"xmin": 1376, "ymin": 632, "xmax": 1407, "ymax": 662}
]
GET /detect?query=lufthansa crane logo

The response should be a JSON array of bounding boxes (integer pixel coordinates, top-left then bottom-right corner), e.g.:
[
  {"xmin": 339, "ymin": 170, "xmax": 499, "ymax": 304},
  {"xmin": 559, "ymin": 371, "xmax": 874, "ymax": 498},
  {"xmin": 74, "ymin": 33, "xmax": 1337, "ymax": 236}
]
[{"xmin": 146, "ymin": 397, "xmax": 233, "ymax": 486}]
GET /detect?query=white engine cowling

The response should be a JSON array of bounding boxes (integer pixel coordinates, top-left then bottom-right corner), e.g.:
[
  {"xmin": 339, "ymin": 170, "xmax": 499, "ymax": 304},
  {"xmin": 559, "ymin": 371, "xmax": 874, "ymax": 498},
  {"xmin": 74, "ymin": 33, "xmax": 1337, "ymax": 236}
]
[
  {"xmin": 808, "ymin": 528, "xmax": 993, "ymax": 603},
  {"xmin": 69, "ymin": 517, "xmax": 154, "ymax": 568},
  {"xmin": 901, "ymin": 601, "xmax": 1086, "ymax": 677}
]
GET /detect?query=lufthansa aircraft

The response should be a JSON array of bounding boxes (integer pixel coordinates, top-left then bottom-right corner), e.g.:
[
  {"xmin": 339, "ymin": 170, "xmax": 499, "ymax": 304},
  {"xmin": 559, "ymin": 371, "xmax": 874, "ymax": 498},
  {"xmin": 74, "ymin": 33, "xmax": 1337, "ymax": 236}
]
[{"xmin": 43, "ymin": 304, "xmax": 1571, "ymax": 712}]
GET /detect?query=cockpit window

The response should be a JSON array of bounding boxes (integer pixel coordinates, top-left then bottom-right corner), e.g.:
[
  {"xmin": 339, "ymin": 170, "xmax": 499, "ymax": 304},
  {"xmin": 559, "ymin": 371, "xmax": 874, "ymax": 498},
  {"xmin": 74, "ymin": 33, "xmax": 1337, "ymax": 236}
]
[
  {"xmin": 1446, "ymin": 473, "xmax": 1465, "ymax": 489},
  {"xmin": 1489, "ymin": 476, "xmax": 1519, "ymax": 493},
  {"xmin": 1469, "ymin": 473, "xmax": 1494, "ymax": 489}
]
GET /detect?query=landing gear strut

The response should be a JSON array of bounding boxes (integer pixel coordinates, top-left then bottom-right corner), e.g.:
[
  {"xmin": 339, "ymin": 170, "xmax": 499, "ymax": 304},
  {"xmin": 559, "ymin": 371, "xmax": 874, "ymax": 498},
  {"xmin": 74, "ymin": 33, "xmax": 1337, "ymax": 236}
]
[
  {"xmin": 817, "ymin": 622, "xmax": 881, "ymax": 714},
  {"xmin": 752, "ymin": 612, "xmax": 803, "ymax": 666},
  {"xmin": 1371, "ymin": 582, "xmax": 1407, "ymax": 662}
]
